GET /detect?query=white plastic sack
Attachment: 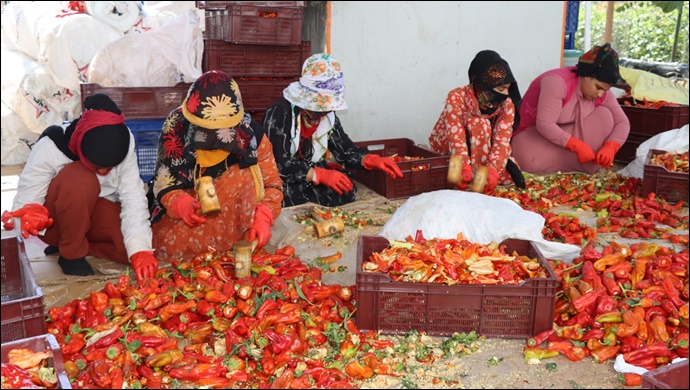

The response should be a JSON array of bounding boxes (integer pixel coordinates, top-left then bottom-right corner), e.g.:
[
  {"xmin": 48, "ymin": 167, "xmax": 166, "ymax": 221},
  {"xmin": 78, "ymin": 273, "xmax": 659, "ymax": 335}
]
[
  {"xmin": 0, "ymin": 1, "xmax": 63, "ymax": 59},
  {"xmin": 125, "ymin": 5, "xmax": 178, "ymax": 34},
  {"xmin": 83, "ymin": 1, "xmax": 142, "ymax": 33},
  {"xmin": 379, "ymin": 190, "xmax": 582, "ymax": 262},
  {"xmin": 1, "ymin": 101, "xmax": 39, "ymax": 165},
  {"xmin": 88, "ymin": 9, "xmax": 203, "ymax": 87},
  {"xmin": 1, "ymin": 49, "xmax": 67, "ymax": 134},
  {"xmin": 618, "ymin": 125, "xmax": 690, "ymax": 179},
  {"xmin": 37, "ymin": 14, "xmax": 123, "ymax": 93}
]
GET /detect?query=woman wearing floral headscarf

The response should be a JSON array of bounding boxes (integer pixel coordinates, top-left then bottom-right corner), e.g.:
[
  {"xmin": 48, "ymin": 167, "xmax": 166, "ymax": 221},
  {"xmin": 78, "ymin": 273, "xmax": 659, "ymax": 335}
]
[
  {"xmin": 262, "ymin": 53, "xmax": 403, "ymax": 207},
  {"xmin": 511, "ymin": 43, "xmax": 630, "ymax": 174},
  {"xmin": 148, "ymin": 70, "xmax": 283, "ymax": 263},
  {"xmin": 429, "ymin": 50, "xmax": 524, "ymax": 192}
]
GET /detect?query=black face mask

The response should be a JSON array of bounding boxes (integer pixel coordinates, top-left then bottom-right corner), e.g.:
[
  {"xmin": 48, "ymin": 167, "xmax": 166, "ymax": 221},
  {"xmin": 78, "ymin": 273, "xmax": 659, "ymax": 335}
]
[{"xmin": 474, "ymin": 86, "xmax": 509, "ymax": 115}]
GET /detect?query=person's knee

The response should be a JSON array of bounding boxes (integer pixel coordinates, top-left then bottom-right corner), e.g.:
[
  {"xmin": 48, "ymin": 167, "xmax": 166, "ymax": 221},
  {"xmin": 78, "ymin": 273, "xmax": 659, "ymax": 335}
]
[
  {"xmin": 53, "ymin": 162, "xmax": 100, "ymax": 198},
  {"xmin": 593, "ymin": 106, "xmax": 614, "ymax": 130}
]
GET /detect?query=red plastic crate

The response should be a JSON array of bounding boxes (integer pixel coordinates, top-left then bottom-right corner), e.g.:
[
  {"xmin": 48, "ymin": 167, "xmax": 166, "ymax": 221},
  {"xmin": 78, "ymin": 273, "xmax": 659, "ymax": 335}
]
[
  {"xmin": 203, "ymin": 40, "xmax": 310, "ymax": 77},
  {"xmin": 205, "ymin": 4, "xmax": 303, "ymax": 45},
  {"xmin": 80, "ymin": 83, "xmax": 192, "ymax": 120},
  {"xmin": 355, "ymin": 236, "xmax": 557, "ymax": 338},
  {"xmin": 642, "ymin": 149, "xmax": 688, "ymax": 204},
  {"xmin": 352, "ymin": 138, "xmax": 454, "ymax": 199},
  {"xmin": 615, "ymin": 132, "xmax": 648, "ymax": 164},
  {"xmin": 1, "ymin": 235, "xmax": 46, "ymax": 342},
  {"xmin": 642, "ymin": 360, "xmax": 689, "ymax": 389},
  {"xmin": 1, "ymin": 334, "xmax": 72, "ymax": 389},
  {"xmin": 235, "ymin": 76, "xmax": 298, "ymax": 111},
  {"xmin": 196, "ymin": 1, "xmax": 305, "ymax": 9},
  {"xmin": 619, "ymin": 99, "xmax": 689, "ymax": 137}
]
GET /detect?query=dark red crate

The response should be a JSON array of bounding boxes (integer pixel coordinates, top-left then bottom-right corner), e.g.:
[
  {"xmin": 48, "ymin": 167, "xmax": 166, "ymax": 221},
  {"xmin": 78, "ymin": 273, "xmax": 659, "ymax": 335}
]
[
  {"xmin": 355, "ymin": 236, "xmax": 557, "ymax": 338},
  {"xmin": 642, "ymin": 149, "xmax": 688, "ymax": 204},
  {"xmin": 203, "ymin": 40, "xmax": 310, "ymax": 77},
  {"xmin": 80, "ymin": 83, "xmax": 191, "ymax": 120},
  {"xmin": 618, "ymin": 99, "xmax": 689, "ymax": 137},
  {"xmin": 614, "ymin": 132, "xmax": 648, "ymax": 164},
  {"xmin": 352, "ymin": 138, "xmax": 454, "ymax": 199},
  {"xmin": 1, "ymin": 334, "xmax": 72, "ymax": 389},
  {"xmin": 1, "ymin": 235, "xmax": 46, "ymax": 342},
  {"xmin": 196, "ymin": 1, "xmax": 305, "ymax": 9},
  {"xmin": 205, "ymin": 4, "xmax": 303, "ymax": 45},
  {"xmin": 235, "ymin": 76, "xmax": 298, "ymax": 111},
  {"xmin": 642, "ymin": 360, "xmax": 689, "ymax": 389}
]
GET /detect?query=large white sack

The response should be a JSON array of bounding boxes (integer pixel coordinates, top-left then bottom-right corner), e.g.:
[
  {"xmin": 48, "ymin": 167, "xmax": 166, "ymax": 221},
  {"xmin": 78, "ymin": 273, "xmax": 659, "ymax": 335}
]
[
  {"xmin": 0, "ymin": 1, "xmax": 63, "ymax": 59},
  {"xmin": 88, "ymin": 9, "xmax": 203, "ymax": 87},
  {"xmin": 124, "ymin": 3, "xmax": 180, "ymax": 34},
  {"xmin": 379, "ymin": 190, "xmax": 582, "ymax": 262},
  {"xmin": 1, "ymin": 49, "xmax": 68, "ymax": 134},
  {"xmin": 36, "ymin": 14, "xmax": 123, "ymax": 93},
  {"xmin": 617, "ymin": 125, "xmax": 690, "ymax": 179},
  {"xmin": 83, "ymin": 1, "xmax": 142, "ymax": 33},
  {"xmin": 1, "ymin": 101, "xmax": 39, "ymax": 165}
]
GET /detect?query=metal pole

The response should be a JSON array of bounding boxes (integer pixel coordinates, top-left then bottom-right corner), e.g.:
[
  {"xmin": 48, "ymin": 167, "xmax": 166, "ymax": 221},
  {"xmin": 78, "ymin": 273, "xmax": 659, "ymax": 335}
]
[{"xmin": 584, "ymin": 1, "xmax": 592, "ymax": 52}]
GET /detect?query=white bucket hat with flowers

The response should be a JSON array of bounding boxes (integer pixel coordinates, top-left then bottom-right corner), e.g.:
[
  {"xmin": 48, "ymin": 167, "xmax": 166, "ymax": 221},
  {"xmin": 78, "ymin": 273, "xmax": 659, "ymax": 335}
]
[{"xmin": 283, "ymin": 53, "xmax": 348, "ymax": 112}]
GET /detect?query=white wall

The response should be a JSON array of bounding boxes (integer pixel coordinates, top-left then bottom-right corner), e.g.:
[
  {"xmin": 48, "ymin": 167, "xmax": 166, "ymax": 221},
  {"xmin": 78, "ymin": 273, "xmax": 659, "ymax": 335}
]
[{"xmin": 330, "ymin": 1, "xmax": 566, "ymax": 145}]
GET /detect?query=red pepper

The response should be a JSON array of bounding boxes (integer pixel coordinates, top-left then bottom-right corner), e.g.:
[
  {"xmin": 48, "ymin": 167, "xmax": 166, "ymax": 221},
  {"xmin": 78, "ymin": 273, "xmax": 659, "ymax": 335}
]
[
  {"xmin": 618, "ymin": 336, "xmax": 644, "ymax": 353},
  {"xmin": 601, "ymin": 273, "xmax": 621, "ymax": 296},
  {"xmin": 590, "ymin": 345, "xmax": 620, "ymax": 363},
  {"xmin": 670, "ymin": 332, "xmax": 689, "ymax": 358},
  {"xmin": 623, "ymin": 341, "xmax": 670, "ymax": 363},
  {"xmin": 572, "ymin": 287, "xmax": 606, "ymax": 312},
  {"xmin": 1, "ymin": 363, "xmax": 36, "ymax": 388},
  {"xmin": 649, "ymin": 316, "xmax": 671, "ymax": 343},
  {"xmin": 580, "ymin": 328, "xmax": 605, "ymax": 342},
  {"xmin": 662, "ymin": 278, "xmax": 685, "ymax": 307},
  {"xmin": 546, "ymin": 341, "xmax": 586, "ymax": 361},
  {"xmin": 526, "ymin": 329, "xmax": 556, "ymax": 347},
  {"xmin": 563, "ymin": 311, "xmax": 593, "ymax": 328}
]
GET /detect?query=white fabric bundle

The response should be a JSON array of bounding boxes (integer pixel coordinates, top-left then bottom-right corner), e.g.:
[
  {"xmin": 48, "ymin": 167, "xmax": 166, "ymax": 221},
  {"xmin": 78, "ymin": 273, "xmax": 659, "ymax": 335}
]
[
  {"xmin": 379, "ymin": 190, "xmax": 582, "ymax": 262},
  {"xmin": 83, "ymin": 1, "xmax": 143, "ymax": 33},
  {"xmin": 1, "ymin": 101, "xmax": 39, "ymax": 165},
  {"xmin": 88, "ymin": 9, "xmax": 203, "ymax": 87}
]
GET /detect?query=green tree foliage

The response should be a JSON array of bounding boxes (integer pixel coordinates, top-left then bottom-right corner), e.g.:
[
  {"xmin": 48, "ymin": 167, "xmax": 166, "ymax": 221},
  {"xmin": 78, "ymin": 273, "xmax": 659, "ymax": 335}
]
[{"xmin": 574, "ymin": 1, "xmax": 689, "ymax": 63}]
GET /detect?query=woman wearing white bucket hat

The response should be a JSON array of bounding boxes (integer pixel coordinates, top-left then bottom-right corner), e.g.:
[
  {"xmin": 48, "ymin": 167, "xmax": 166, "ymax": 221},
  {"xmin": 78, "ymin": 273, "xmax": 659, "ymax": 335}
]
[{"xmin": 263, "ymin": 53, "xmax": 403, "ymax": 207}]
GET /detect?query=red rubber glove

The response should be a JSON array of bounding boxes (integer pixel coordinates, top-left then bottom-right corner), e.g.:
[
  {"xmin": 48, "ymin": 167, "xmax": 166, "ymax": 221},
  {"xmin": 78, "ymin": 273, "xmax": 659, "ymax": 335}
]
[
  {"xmin": 247, "ymin": 204, "xmax": 274, "ymax": 248},
  {"xmin": 455, "ymin": 163, "xmax": 473, "ymax": 190},
  {"xmin": 564, "ymin": 136, "xmax": 595, "ymax": 164},
  {"xmin": 484, "ymin": 166, "xmax": 499, "ymax": 192},
  {"xmin": 130, "ymin": 251, "xmax": 158, "ymax": 281},
  {"xmin": 595, "ymin": 141, "xmax": 621, "ymax": 168},
  {"xmin": 362, "ymin": 154, "xmax": 404, "ymax": 179},
  {"xmin": 313, "ymin": 167, "xmax": 353, "ymax": 194},
  {"xmin": 171, "ymin": 193, "xmax": 206, "ymax": 227},
  {"xmin": 1, "ymin": 203, "xmax": 53, "ymax": 239}
]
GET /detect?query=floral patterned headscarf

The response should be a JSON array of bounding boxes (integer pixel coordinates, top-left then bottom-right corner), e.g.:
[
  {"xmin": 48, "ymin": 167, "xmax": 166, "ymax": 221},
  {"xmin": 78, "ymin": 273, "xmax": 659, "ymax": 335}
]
[
  {"xmin": 576, "ymin": 43, "xmax": 624, "ymax": 86},
  {"xmin": 283, "ymin": 53, "xmax": 348, "ymax": 112}
]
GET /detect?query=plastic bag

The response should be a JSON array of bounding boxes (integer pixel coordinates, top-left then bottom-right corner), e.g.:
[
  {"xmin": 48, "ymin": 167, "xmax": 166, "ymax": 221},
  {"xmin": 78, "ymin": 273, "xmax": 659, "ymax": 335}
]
[
  {"xmin": 88, "ymin": 9, "xmax": 203, "ymax": 87},
  {"xmin": 620, "ymin": 67, "xmax": 689, "ymax": 105},
  {"xmin": 1, "ymin": 101, "xmax": 39, "ymax": 165},
  {"xmin": 618, "ymin": 125, "xmax": 689, "ymax": 179},
  {"xmin": 379, "ymin": 190, "xmax": 582, "ymax": 262},
  {"xmin": 83, "ymin": 1, "xmax": 142, "ymax": 33}
]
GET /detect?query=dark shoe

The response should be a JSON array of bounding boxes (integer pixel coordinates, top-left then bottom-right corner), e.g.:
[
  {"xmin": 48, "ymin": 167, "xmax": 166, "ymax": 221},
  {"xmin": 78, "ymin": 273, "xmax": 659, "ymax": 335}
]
[
  {"xmin": 44, "ymin": 245, "xmax": 59, "ymax": 255},
  {"xmin": 58, "ymin": 256, "xmax": 94, "ymax": 276}
]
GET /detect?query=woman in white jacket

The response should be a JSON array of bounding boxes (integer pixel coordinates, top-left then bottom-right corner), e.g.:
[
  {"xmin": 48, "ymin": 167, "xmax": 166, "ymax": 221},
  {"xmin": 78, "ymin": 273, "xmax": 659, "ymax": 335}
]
[{"xmin": 1, "ymin": 94, "xmax": 157, "ymax": 280}]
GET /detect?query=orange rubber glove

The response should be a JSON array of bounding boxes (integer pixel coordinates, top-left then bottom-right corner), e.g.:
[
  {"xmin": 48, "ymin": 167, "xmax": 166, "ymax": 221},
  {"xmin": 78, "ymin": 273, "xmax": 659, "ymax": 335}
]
[
  {"xmin": 247, "ymin": 204, "xmax": 274, "ymax": 248},
  {"xmin": 170, "ymin": 193, "xmax": 206, "ymax": 227},
  {"xmin": 130, "ymin": 251, "xmax": 158, "ymax": 281},
  {"xmin": 595, "ymin": 141, "xmax": 621, "ymax": 168},
  {"xmin": 564, "ymin": 136, "xmax": 595, "ymax": 164},
  {"xmin": 484, "ymin": 166, "xmax": 499, "ymax": 192},
  {"xmin": 313, "ymin": 167, "xmax": 353, "ymax": 195},
  {"xmin": 2, "ymin": 203, "xmax": 53, "ymax": 239},
  {"xmin": 362, "ymin": 154, "xmax": 404, "ymax": 179}
]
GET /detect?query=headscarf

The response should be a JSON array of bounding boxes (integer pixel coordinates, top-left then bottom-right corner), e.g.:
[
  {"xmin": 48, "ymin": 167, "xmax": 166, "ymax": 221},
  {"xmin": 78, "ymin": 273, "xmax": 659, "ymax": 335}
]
[
  {"xmin": 576, "ymin": 43, "xmax": 624, "ymax": 86},
  {"xmin": 283, "ymin": 53, "xmax": 348, "ymax": 112},
  {"xmin": 68, "ymin": 94, "xmax": 130, "ymax": 175},
  {"xmin": 182, "ymin": 70, "xmax": 258, "ymax": 168},
  {"xmin": 468, "ymin": 50, "xmax": 521, "ymax": 119}
]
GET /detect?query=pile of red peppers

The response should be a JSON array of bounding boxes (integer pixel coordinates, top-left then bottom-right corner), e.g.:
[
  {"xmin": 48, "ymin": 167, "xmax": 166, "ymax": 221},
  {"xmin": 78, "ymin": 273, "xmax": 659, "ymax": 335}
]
[
  {"xmin": 527, "ymin": 240, "xmax": 688, "ymax": 386},
  {"xmin": 45, "ymin": 245, "xmax": 399, "ymax": 389}
]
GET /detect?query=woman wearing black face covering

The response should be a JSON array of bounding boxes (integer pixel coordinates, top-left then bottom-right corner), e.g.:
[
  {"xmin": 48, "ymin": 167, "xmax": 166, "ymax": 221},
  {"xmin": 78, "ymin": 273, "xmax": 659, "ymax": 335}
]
[
  {"xmin": 1, "ymin": 94, "xmax": 158, "ymax": 280},
  {"xmin": 428, "ymin": 50, "xmax": 525, "ymax": 192}
]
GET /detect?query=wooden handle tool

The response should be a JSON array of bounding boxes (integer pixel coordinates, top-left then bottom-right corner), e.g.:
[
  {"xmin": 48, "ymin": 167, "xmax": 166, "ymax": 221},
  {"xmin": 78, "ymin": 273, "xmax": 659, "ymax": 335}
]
[
  {"xmin": 311, "ymin": 207, "xmax": 345, "ymax": 238},
  {"xmin": 470, "ymin": 165, "xmax": 489, "ymax": 193},
  {"xmin": 234, "ymin": 238, "xmax": 258, "ymax": 278},
  {"xmin": 447, "ymin": 155, "xmax": 463, "ymax": 184}
]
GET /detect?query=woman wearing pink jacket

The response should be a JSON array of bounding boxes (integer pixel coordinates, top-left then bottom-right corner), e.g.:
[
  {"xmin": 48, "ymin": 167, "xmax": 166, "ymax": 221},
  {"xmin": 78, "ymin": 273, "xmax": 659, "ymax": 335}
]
[{"xmin": 511, "ymin": 43, "xmax": 630, "ymax": 174}]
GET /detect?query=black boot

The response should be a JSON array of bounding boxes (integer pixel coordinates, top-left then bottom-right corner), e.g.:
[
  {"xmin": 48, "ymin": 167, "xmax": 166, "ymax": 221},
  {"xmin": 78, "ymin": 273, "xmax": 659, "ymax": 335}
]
[
  {"xmin": 44, "ymin": 245, "xmax": 59, "ymax": 255},
  {"xmin": 58, "ymin": 256, "xmax": 94, "ymax": 276}
]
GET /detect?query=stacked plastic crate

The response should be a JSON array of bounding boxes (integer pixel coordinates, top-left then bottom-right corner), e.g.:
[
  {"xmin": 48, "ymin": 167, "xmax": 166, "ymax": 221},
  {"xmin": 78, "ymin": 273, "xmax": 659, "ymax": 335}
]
[{"xmin": 198, "ymin": 1, "xmax": 310, "ymax": 123}]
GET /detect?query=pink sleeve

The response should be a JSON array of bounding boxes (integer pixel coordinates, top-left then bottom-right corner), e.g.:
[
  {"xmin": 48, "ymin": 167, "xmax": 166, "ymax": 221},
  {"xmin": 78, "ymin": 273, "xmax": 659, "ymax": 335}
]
[
  {"xmin": 535, "ymin": 74, "xmax": 572, "ymax": 147},
  {"xmin": 600, "ymin": 92, "xmax": 630, "ymax": 145}
]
